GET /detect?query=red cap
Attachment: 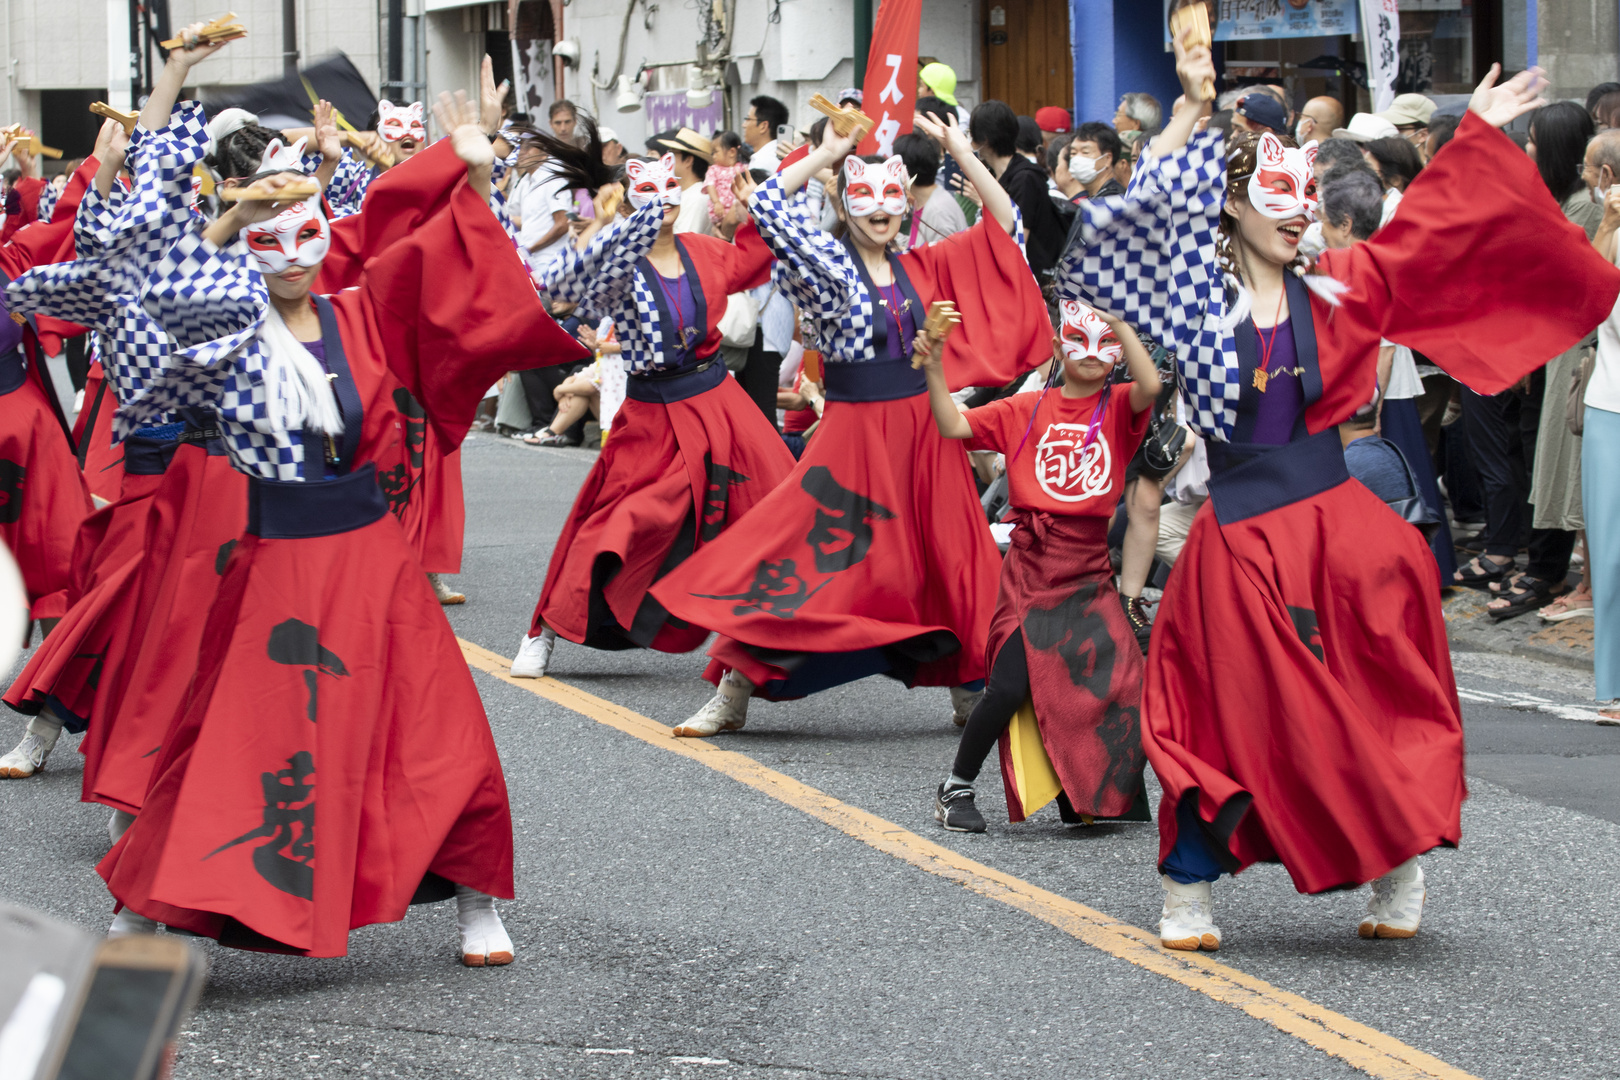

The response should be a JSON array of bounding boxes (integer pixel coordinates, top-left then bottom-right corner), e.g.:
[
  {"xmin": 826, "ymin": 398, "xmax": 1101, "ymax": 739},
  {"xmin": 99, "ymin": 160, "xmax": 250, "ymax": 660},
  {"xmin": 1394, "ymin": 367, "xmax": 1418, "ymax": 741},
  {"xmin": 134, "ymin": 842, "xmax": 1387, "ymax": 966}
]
[{"xmin": 1034, "ymin": 106, "xmax": 1071, "ymax": 133}]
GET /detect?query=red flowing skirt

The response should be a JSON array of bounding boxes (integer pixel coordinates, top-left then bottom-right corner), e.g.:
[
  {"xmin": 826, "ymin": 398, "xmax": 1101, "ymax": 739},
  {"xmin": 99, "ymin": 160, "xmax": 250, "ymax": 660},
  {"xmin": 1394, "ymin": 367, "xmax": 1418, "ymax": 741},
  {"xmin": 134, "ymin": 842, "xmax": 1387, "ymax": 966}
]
[
  {"xmin": 4, "ymin": 456, "xmax": 167, "ymax": 726},
  {"xmin": 79, "ymin": 447, "xmax": 247, "ymax": 812},
  {"xmin": 98, "ymin": 485, "xmax": 513, "ymax": 957},
  {"xmin": 992, "ymin": 513, "xmax": 1146, "ymax": 821},
  {"xmin": 1145, "ymin": 479, "xmax": 1465, "ymax": 894},
  {"xmin": 395, "ymin": 440, "xmax": 465, "ymax": 575},
  {"xmin": 533, "ymin": 374, "xmax": 794, "ymax": 652},
  {"xmin": 0, "ymin": 380, "xmax": 93, "ymax": 619},
  {"xmin": 651, "ymin": 392, "xmax": 1000, "ymax": 691},
  {"xmin": 73, "ymin": 365, "xmax": 125, "ymax": 506}
]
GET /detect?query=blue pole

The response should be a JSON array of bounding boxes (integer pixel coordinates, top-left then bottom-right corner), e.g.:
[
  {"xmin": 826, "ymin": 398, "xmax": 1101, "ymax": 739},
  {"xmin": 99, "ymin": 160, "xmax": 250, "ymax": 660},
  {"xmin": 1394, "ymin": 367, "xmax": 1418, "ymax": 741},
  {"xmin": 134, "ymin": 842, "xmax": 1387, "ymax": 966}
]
[
  {"xmin": 1072, "ymin": 0, "xmax": 1116, "ymax": 125},
  {"xmin": 1526, "ymin": 0, "xmax": 1537, "ymax": 68}
]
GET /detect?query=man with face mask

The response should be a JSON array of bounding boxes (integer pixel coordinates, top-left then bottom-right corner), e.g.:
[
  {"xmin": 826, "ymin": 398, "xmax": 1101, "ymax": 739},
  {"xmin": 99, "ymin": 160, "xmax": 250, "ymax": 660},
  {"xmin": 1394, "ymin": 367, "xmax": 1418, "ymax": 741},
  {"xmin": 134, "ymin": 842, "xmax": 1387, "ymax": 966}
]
[
  {"xmin": 1070, "ymin": 122, "xmax": 1127, "ymax": 202},
  {"xmin": 1294, "ymin": 96, "xmax": 1345, "ymax": 147}
]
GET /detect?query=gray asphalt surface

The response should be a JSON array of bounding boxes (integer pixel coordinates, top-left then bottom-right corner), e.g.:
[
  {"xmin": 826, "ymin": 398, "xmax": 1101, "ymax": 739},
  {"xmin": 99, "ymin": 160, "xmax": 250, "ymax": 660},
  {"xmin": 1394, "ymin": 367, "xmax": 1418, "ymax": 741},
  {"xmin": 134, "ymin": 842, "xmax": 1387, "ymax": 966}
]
[{"xmin": 4, "ymin": 430, "xmax": 1620, "ymax": 1080}]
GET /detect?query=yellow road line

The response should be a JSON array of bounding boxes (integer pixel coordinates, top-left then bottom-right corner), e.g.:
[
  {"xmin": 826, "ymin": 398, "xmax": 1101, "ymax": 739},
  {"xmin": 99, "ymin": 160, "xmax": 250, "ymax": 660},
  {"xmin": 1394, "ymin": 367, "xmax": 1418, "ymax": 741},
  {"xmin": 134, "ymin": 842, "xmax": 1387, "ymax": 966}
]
[{"xmin": 461, "ymin": 639, "xmax": 1478, "ymax": 1080}]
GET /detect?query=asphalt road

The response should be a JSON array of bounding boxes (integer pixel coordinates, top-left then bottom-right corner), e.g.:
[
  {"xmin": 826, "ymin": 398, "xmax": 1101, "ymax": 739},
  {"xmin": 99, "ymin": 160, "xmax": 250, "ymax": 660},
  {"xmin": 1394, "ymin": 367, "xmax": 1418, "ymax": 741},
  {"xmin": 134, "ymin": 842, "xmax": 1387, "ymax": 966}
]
[{"xmin": 4, "ymin": 430, "xmax": 1620, "ymax": 1080}]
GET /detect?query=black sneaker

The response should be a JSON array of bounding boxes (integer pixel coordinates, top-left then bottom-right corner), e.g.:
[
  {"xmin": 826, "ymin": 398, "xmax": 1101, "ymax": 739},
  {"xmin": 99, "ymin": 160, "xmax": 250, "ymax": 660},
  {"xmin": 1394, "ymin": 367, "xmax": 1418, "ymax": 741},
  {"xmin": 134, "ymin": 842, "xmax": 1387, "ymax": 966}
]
[
  {"xmin": 1121, "ymin": 594, "xmax": 1153, "ymax": 654},
  {"xmin": 935, "ymin": 783, "xmax": 986, "ymax": 833}
]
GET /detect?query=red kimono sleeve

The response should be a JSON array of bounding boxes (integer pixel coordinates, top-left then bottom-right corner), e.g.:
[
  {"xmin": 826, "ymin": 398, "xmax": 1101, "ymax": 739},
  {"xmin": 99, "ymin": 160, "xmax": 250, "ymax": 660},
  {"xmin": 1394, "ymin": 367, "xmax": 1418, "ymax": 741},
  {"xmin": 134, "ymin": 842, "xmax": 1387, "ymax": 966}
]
[
  {"xmin": 2, "ymin": 176, "xmax": 46, "ymax": 242},
  {"xmin": 1, "ymin": 158, "xmax": 99, "ymax": 353},
  {"xmin": 1311, "ymin": 110, "xmax": 1620, "ymax": 425},
  {"xmin": 317, "ymin": 140, "xmax": 472, "ymax": 293},
  {"xmin": 899, "ymin": 216, "xmax": 1053, "ymax": 392},
  {"xmin": 338, "ymin": 176, "xmax": 589, "ymax": 445},
  {"xmin": 726, "ymin": 219, "xmax": 773, "ymax": 293}
]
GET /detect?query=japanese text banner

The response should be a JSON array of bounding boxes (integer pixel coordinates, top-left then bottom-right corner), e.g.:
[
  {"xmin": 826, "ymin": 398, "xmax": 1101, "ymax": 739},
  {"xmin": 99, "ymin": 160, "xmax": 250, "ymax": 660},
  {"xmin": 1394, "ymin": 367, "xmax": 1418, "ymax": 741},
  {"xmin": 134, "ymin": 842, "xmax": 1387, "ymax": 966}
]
[{"xmin": 857, "ymin": 0, "xmax": 922, "ymax": 156}]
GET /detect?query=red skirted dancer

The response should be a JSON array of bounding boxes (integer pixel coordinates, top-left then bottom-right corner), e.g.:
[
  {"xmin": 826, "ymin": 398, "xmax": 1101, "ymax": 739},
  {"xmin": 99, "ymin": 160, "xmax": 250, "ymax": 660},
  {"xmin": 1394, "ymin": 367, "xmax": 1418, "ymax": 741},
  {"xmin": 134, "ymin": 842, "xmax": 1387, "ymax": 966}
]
[
  {"xmin": 1064, "ymin": 45, "xmax": 1620, "ymax": 950},
  {"xmin": 0, "ymin": 147, "xmax": 102, "ymax": 643},
  {"xmin": 507, "ymin": 122, "xmax": 794, "ymax": 679},
  {"xmin": 1, "ymin": 131, "xmax": 49, "ymax": 242},
  {"xmin": 650, "ymin": 113, "xmax": 1052, "ymax": 735},
  {"xmin": 921, "ymin": 300, "xmax": 1157, "ymax": 834},
  {"xmin": 97, "ymin": 92, "xmax": 584, "ymax": 963},
  {"xmin": 1, "ymin": 36, "xmax": 243, "ymax": 782},
  {"xmin": 74, "ymin": 357, "xmax": 126, "ymax": 504}
]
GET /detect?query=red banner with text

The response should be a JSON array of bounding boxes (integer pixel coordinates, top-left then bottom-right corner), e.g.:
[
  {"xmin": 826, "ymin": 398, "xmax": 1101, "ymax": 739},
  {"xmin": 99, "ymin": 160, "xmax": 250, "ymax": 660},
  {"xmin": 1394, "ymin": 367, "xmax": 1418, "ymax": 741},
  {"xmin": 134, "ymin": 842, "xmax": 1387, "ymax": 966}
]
[{"xmin": 856, "ymin": 0, "xmax": 922, "ymax": 156}]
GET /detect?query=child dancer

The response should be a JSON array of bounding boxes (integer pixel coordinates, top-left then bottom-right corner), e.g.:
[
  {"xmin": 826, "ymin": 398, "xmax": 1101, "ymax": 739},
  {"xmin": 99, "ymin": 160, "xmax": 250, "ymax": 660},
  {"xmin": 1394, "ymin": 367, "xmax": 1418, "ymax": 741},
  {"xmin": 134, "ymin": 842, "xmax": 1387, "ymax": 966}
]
[
  {"xmin": 650, "ymin": 112, "xmax": 1052, "ymax": 734},
  {"xmin": 1063, "ymin": 39, "xmax": 1620, "ymax": 949},
  {"xmin": 920, "ymin": 300, "xmax": 1158, "ymax": 833}
]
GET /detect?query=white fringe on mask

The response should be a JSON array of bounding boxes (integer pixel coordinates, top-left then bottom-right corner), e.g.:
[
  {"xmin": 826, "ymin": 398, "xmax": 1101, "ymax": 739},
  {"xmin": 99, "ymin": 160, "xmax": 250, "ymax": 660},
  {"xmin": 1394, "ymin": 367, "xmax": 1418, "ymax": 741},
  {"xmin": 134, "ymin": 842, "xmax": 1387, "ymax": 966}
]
[{"xmin": 259, "ymin": 304, "xmax": 345, "ymax": 436}]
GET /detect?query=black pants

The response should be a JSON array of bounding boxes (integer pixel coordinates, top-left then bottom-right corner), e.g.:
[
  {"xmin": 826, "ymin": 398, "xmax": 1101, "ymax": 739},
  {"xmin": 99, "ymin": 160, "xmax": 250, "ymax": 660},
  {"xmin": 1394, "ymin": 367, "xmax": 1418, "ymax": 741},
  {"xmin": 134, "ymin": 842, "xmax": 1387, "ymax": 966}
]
[
  {"xmin": 519, "ymin": 362, "xmax": 587, "ymax": 437},
  {"xmin": 951, "ymin": 635, "xmax": 1029, "ymax": 783},
  {"xmin": 1460, "ymin": 372, "xmax": 1575, "ymax": 580},
  {"xmin": 738, "ymin": 329, "xmax": 781, "ymax": 428}
]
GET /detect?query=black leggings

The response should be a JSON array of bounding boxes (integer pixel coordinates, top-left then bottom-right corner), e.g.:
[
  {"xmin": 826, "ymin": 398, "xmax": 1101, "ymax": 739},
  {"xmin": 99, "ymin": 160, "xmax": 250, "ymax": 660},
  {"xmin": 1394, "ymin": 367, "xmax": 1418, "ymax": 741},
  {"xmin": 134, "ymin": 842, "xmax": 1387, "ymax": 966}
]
[{"xmin": 950, "ymin": 634, "xmax": 1030, "ymax": 783}]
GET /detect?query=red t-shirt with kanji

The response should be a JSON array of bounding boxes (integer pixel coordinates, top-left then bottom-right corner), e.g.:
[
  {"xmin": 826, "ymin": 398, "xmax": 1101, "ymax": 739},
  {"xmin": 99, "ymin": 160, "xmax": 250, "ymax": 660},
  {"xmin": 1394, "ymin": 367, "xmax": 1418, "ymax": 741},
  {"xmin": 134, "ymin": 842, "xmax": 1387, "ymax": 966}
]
[{"xmin": 964, "ymin": 383, "xmax": 1148, "ymax": 516}]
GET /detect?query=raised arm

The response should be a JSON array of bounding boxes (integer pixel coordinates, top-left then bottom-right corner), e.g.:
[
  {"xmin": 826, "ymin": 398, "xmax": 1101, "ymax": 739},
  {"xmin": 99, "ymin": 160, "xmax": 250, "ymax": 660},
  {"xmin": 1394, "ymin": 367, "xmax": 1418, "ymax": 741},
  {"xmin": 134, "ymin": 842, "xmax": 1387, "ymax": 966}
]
[
  {"xmin": 914, "ymin": 112, "xmax": 1014, "ymax": 235},
  {"xmin": 542, "ymin": 196, "xmax": 664, "ymax": 309},
  {"xmin": 1106, "ymin": 314, "xmax": 1162, "ymax": 413},
  {"xmin": 913, "ymin": 332, "xmax": 972, "ymax": 439},
  {"xmin": 1149, "ymin": 28, "xmax": 1215, "ymax": 162},
  {"xmin": 747, "ymin": 174, "xmax": 859, "ymax": 322},
  {"xmin": 138, "ymin": 22, "xmax": 227, "ymax": 132}
]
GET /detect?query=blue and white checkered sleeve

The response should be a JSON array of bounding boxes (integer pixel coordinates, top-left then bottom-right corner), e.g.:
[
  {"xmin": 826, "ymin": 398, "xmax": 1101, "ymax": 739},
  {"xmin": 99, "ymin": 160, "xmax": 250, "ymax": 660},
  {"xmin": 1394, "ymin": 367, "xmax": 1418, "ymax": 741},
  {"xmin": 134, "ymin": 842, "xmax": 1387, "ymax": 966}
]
[
  {"xmin": 324, "ymin": 149, "xmax": 371, "ymax": 218},
  {"xmin": 541, "ymin": 201, "xmax": 663, "ymax": 308},
  {"xmin": 73, "ymin": 183, "xmax": 125, "ymax": 259},
  {"xmin": 35, "ymin": 184, "xmax": 58, "ymax": 222},
  {"xmin": 1060, "ymin": 131, "xmax": 1226, "ymax": 357},
  {"xmin": 121, "ymin": 102, "xmax": 210, "ymax": 248},
  {"xmin": 141, "ymin": 224, "xmax": 267, "ymax": 350},
  {"xmin": 748, "ymin": 175, "xmax": 857, "ymax": 322},
  {"xmin": 4, "ymin": 259, "xmax": 118, "ymax": 330}
]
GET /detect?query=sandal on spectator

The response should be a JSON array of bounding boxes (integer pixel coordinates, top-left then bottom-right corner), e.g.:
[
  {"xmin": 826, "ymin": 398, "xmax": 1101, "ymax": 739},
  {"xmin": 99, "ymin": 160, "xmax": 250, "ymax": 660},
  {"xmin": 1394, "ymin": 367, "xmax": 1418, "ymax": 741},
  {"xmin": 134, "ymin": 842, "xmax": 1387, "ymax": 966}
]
[
  {"xmin": 1453, "ymin": 555, "xmax": 1512, "ymax": 589},
  {"xmin": 523, "ymin": 430, "xmax": 570, "ymax": 447},
  {"xmin": 1538, "ymin": 594, "xmax": 1594, "ymax": 622},
  {"xmin": 1486, "ymin": 575, "xmax": 1565, "ymax": 621}
]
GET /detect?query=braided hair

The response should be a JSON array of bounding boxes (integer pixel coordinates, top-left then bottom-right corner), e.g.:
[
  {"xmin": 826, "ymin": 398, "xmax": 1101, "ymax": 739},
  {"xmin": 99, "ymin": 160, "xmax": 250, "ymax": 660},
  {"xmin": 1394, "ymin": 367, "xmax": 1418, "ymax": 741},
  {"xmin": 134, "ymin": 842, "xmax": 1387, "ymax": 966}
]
[{"xmin": 205, "ymin": 122, "xmax": 291, "ymax": 182}]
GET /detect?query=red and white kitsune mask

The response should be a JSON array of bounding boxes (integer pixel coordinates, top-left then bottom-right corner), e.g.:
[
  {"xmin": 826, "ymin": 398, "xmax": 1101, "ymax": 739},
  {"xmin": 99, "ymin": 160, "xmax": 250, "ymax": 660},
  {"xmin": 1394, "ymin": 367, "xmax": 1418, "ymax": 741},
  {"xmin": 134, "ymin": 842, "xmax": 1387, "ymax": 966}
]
[
  {"xmin": 625, "ymin": 153, "xmax": 682, "ymax": 210},
  {"xmin": 243, "ymin": 199, "xmax": 331, "ymax": 275},
  {"xmin": 842, "ymin": 155, "xmax": 909, "ymax": 218},
  {"xmin": 1247, "ymin": 132, "xmax": 1318, "ymax": 221},
  {"xmin": 377, "ymin": 101, "xmax": 427, "ymax": 143},
  {"xmin": 1058, "ymin": 300, "xmax": 1122, "ymax": 367}
]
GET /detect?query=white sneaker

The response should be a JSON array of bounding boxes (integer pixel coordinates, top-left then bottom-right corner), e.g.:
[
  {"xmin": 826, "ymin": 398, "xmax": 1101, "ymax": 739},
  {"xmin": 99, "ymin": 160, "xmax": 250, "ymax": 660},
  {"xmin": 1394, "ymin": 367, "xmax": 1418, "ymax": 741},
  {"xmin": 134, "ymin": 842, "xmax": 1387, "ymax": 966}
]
[
  {"xmin": 0, "ymin": 713, "xmax": 65, "ymax": 779},
  {"xmin": 1159, "ymin": 875, "xmax": 1221, "ymax": 951},
  {"xmin": 949, "ymin": 685, "xmax": 983, "ymax": 728},
  {"xmin": 108, "ymin": 809, "xmax": 136, "ymax": 845},
  {"xmin": 108, "ymin": 908, "xmax": 159, "ymax": 936},
  {"xmin": 454, "ymin": 885, "xmax": 514, "ymax": 966},
  {"xmin": 1359, "ymin": 859, "xmax": 1425, "ymax": 939},
  {"xmin": 510, "ymin": 627, "xmax": 557, "ymax": 678},
  {"xmin": 672, "ymin": 670, "xmax": 753, "ymax": 737}
]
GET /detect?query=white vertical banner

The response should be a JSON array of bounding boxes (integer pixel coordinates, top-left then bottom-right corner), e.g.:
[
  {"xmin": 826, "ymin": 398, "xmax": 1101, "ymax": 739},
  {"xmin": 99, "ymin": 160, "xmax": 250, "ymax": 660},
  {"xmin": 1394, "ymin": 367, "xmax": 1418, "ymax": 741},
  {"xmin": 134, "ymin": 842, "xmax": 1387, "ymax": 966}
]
[
  {"xmin": 107, "ymin": 0, "xmax": 134, "ymax": 111},
  {"xmin": 1361, "ymin": 0, "xmax": 1400, "ymax": 113}
]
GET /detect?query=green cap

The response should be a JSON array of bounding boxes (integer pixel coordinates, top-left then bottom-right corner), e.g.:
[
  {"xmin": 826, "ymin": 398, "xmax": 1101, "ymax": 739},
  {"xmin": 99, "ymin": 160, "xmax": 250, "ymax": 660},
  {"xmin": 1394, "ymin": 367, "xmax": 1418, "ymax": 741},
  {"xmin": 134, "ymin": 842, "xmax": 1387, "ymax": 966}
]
[{"xmin": 919, "ymin": 62, "xmax": 958, "ymax": 107}]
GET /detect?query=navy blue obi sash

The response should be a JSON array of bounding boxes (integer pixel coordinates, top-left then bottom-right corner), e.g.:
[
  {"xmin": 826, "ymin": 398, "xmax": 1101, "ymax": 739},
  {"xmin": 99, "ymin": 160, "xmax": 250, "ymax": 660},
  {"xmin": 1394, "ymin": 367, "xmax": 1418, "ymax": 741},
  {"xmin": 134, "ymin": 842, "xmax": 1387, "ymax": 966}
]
[
  {"xmin": 822, "ymin": 357, "xmax": 928, "ymax": 402},
  {"xmin": 246, "ymin": 463, "xmax": 389, "ymax": 539},
  {"xmin": 1206, "ymin": 428, "xmax": 1349, "ymax": 525},
  {"xmin": 625, "ymin": 355, "xmax": 726, "ymax": 404},
  {"xmin": 122, "ymin": 433, "xmax": 180, "ymax": 475}
]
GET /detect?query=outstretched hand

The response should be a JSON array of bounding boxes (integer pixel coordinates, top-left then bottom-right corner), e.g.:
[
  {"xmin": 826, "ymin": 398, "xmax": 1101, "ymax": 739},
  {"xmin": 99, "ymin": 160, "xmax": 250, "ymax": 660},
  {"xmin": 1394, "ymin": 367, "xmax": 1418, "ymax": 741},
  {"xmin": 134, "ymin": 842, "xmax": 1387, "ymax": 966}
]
[
  {"xmin": 913, "ymin": 111, "xmax": 971, "ymax": 161},
  {"xmin": 92, "ymin": 117, "xmax": 128, "ymax": 162},
  {"xmin": 478, "ymin": 55, "xmax": 510, "ymax": 136},
  {"xmin": 911, "ymin": 329, "xmax": 946, "ymax": 372},
  {"xmin": 1171, "ymin": 27, "xmax": 1216, "ymax": 108},
  {"xmin": 1469, "ymin": 64, "xmax": 1548, "ymax": 129},
  {"xmin": 167, "ymin": 20, "xmax": 228, "ymax": 67},
  {"xmin": 314, "ymin": 100, "xmax": 342, "ymax": 162},
  {"xmin": 434, "ymin": 90, "xmax": 495, "ymax": 168}
]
